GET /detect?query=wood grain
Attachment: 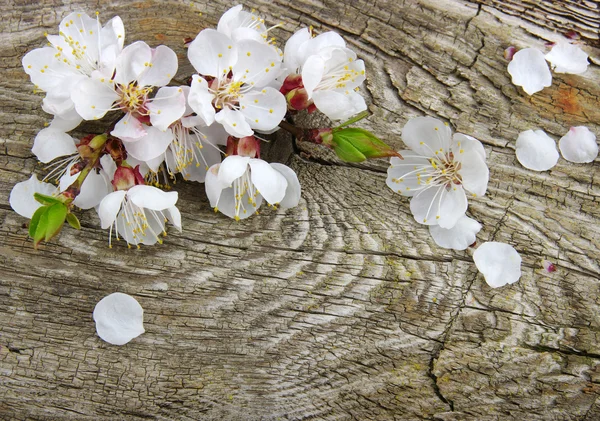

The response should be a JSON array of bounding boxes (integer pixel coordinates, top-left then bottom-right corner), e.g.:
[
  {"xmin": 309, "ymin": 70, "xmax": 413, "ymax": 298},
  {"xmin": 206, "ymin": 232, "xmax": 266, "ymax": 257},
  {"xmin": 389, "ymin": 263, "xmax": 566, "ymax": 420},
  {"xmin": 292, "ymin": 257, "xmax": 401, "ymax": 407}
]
[{"xmin": 1, "ymin": 0, "xmax": 599, "ymax": 419}]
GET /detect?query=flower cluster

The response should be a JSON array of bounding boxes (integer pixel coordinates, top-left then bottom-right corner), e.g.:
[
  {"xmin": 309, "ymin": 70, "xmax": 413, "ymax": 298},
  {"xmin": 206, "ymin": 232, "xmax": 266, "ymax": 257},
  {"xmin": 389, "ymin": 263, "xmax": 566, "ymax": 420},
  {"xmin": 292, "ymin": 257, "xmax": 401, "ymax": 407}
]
[{"xmin": 12, "ymin": 6, "xmax": 392, "ymax": 250}]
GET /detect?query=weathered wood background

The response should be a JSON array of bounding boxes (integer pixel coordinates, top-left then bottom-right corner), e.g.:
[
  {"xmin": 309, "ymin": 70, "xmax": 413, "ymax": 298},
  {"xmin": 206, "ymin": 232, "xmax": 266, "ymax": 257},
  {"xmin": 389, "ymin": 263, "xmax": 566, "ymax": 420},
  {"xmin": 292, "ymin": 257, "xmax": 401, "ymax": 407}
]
[{"xmin": 1, "ymin": 0, "xmax": 599, "ymax": 419}]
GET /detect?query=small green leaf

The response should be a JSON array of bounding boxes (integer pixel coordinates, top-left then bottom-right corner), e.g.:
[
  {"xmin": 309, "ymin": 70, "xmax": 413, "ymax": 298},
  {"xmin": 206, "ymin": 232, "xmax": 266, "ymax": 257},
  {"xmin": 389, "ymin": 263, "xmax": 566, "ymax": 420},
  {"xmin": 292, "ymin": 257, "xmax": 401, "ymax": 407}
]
[
  {"xmin": 332, "ymin": 136, "xmax": 367, "ymax": 162},
  {"xmin": 32, "ymin": 206, "xmax": 50, "ymax": 249},
  {"xmin": 336, "ymin": 111, "xmax": 369, "ymax": 128},
  {"xmin": 44, "ymin": 203, "xmax": 68, "ymax": 241},
  {"xmin": 29, "ymin": 205, "xmax": 47, "ymax": 239},
  {"xmin": 34, "ymin": 193, "xmax": 62, "ymax": 206},
  {"xmin": 66, "ymin": 213, "xmax": 81, "ymax": 230}
]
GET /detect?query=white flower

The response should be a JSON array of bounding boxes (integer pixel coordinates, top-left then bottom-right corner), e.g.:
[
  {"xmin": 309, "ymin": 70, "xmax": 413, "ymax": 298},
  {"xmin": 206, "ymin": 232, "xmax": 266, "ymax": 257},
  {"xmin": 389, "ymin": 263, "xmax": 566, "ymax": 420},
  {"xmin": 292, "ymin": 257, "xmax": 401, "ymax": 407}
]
[
  {"xmin": 32, "ymin": 128, "xmax": 78, "ymax": 163},
  {"xmin": 386, "ymin": 117, "xmax": 488, "ymax": 229},
  {"xmin": 187, "ymin": 29, "xmax": 286, "ymax": 137},
  {"xmin": 93, "ymin": 292, "xmax": 144, "ymax": 345},
  {"xmin": 217, "ymin": 5, "xmax": 278, "ymax": 45},
  {"xmin": 558, "ymin": 126, "xmax": 597, "ymax": 163},
  {"xmin": 429, "ymin": 215, "xmax": 482, "ymax": 250},
  {"xmin": 282, "ymin": 29, "xmax": 366, "ymax": 121},
  {"xmin": 71, "ymin": 41, "xmax": 182, "ymax": 145},
  {"xmin": 205, "ymin": 155, "xmax": 300, "ymax": 220},
  {"xmin": 129, "ymin": 86, "xmax": 228, "ymax": 182},
  {"xmin": 98, "ymin": 185, "xmax": 181, "ymax": 248},
  {"xmin": 515, "ymin": 129, "xmax": 559, "ymax": 171},
  {"xmin": 22, "ymin": 12, "xmax": 124, "ymax": 124},
  {"xmin": 473, "ymin": 242, "xmax": 522, "ymax": 288},
  {"xmin": 9, "ymin": 175, "xmax": 57, "ymax": 218},
  {"xmin": 507, "ymin": 48, "xmax": 552, "ymax": 95},
  {"xmin": 545, "ymin": 41, "xmax": 589, "ymax": 74}
]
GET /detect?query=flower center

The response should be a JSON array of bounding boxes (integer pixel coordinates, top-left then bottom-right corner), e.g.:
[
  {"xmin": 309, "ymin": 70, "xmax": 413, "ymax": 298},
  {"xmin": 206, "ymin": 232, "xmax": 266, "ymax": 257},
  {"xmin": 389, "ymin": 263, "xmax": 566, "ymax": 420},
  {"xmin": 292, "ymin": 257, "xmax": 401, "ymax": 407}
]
[
  {"xmin": 116, "ymin": 83, "xmax": 152, "ymax": 114},
  {"xmin": 109, "ymin": 197, "xmax": 167, "ymax": 248},
  {"xmin": 209, "ymin": 76, "xmax": 247, "ymax": 110},
  {"xmin": 427, "ymin": 153, "xmax": 462, "ymax": 186}
]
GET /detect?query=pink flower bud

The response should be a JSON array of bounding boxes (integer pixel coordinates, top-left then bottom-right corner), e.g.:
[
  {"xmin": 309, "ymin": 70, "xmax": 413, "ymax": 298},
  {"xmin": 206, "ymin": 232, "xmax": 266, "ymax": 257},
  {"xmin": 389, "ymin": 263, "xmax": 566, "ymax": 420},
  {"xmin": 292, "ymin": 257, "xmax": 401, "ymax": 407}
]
[
  {"xmin": 504, "ymin": 46, "xmax": 517, "ymax": 61},
  {"xmin": 286, "ymin": 87, "xmax": 313, "ymax": 112},
  {"xmin": 112, "ymin": 165, "xmax": 145, "ymax": 191},
  {"xmin": 226, "ymin": 136, "xmax": 260, "ymax": 158},
  {"xmin": 279, "ymin": 74, "xmax": 304, "ymax": 95}
]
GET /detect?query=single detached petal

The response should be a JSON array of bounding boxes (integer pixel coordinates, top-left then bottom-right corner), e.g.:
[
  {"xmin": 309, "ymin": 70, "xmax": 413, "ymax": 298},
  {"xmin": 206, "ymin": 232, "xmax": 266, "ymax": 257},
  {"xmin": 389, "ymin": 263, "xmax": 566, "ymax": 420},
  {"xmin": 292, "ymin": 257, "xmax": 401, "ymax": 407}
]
[
  {"xmin": 188, "ymin": 75, "xmax": 216, "ymax": 126},
  {"xmin": 124, "ymin": 126, "xmax": 173, "ymax": 161},
  {"xmin": 402, "ymin": 116, "xmax": 452, "ymax": 157},
  {"xmin": 93, "ymin": 292, "xmax": 145, "ymax": 346},
  {"xmin": 218, "ymin": 155, "xmax": 251, "ymax": 186},
  {"xmin": 249, "ymin": 159, "xmax": 288, "ymax": 205},
  {"xmin": 238, "ymin": 87, "xmax": 287, "ymax": 132},
  {"xmin": 188, "ymin": 29, "xmax": 237, "ymax": 77},
  {"xmin": 111, "ymin": 113, "xmax": 147, "ymax": 142},
  {"xmin": 429, "ymin": 215, "xmax": 482, "ymax": 250},
  {"xmin": 515, "ymin": 129, "xmax": 559, "ymax": 171},
  {"xmin": 558, "ymin": 126, "xmax": 598, "ymax": 163},
  {"xmin": 138, "ymin": 45, "xmax": 178, "ymax": 87},
  {"xmin": 98, "ymin": 190, "xmax": 127, "ymax": 229},
  {"xmin": 473, "ymin": 242, "xmax": 522, "ymax": 288},
  {"xmin": 507, "ymin": 48, "xmax": 552, "ymax": 95},
  {"xmin": 312, "ymin": 90, "xmax": 366, "ymax": 121},
  {"xmin": 215, "ymin": 108, "xmax": 253, "ymax": 138},
  {"xmin": 9, "ymin": 175, "xmax": 56, "ymax": 218},
  {"xmin": 270, "ymin": 163, "xmax": 301, "ymax": 209},
  {"xmin": 545, "ymin": 41, "xmax": 589, "ymax": 74},
  {"xmin": 32, "ymin": 128, "xmax": 77, "ymax": 163},
  {"xmin": 127, "ymin": 185, "xmax": 178, "ymax": 211},
  {"xmin": 148, "ymin": 86, "xmax": 186, "ymax": 131}
]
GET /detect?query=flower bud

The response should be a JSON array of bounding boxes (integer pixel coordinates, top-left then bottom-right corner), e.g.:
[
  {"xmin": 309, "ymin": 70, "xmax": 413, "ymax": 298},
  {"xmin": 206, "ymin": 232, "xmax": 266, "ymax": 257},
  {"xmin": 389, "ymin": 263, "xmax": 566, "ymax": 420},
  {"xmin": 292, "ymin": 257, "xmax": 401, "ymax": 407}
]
[
  {"xmin": 279, "ymin": 74, "xmax": 304, "ymax": 95},
  {"xmin": 285, "ymin": 87, "xmax": 313, "ymax": 112},
  {"xmin": 328, "ymin": 128, "xmax": 402, "ymax": 162},
  {"xmin": 112, "ymin": 165, "xmax": 145, "ymax": 191},
  {"xmin": 226, "ymin": 136, "xmax": 260, "ymax": 158}
]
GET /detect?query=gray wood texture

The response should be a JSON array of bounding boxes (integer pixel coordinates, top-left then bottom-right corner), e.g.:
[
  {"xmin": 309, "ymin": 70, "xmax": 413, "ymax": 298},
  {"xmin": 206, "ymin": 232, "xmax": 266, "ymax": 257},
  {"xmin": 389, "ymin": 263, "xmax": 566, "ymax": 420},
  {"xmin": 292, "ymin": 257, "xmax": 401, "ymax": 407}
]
[{"xmin": 1, "ymin": 0, "xmax": 599, "ymax": 419}]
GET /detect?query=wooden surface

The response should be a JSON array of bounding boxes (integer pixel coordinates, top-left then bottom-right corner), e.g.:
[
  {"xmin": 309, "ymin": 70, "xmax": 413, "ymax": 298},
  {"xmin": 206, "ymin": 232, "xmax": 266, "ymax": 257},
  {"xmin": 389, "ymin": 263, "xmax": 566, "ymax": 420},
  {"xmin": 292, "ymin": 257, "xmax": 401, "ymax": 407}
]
[{"xmin": 1, "ymin": 0, "xmax": 600, "ymax": 419}]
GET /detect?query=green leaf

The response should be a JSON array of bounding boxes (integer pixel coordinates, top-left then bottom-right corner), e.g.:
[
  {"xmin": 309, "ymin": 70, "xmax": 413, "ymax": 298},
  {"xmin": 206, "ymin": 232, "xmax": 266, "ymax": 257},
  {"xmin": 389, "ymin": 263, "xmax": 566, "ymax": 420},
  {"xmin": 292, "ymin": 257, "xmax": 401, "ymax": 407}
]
[
  {"xmin": 331, "ymin": 128, "xmax": 400, "ymax": 162},
  {"xmin": 34, "ymin": 193, "xmax": 62, "ymax": 206},
  {"xmin": 44, "ymin": 203, "xmax": 68, "ymax": 241},
  {"xmin": 66, "ymin": 213, "xmax": 81, "ymax": 230},
  {"xmin": 29, "ymin": 205, "xmax": 47, "ymax": 239},
  {"xmin": 32, "ymin": 206, "xmax": 50, "ymax": 249}
]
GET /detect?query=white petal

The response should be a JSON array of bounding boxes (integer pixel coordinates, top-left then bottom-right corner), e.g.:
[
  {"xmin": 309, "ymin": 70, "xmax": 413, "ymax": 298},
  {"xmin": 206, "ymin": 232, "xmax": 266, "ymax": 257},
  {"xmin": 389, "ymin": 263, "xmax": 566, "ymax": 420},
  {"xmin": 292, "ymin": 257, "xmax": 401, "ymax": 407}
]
[
  {"xmin": 312, "ymin": 90, "xmax": 366, "ymax": 121},
  {"xmin": 74, "ymin": 170, "xmax": 111, "ymax": 210},
  {"xmin": 410, "ymin": 185, "xmax": 467, "ymax": 228},
  {"xmin": 457, "ymin": 151, "xmax": 489, "ymax": 197},
  {"xmin": 205, "ymin": 164, "xmax": 225, "ymax": 207},
  {"xmin": 429, "ymin": 215, "xmax": 482, "ymax": 250},
  {"xmin": 217, "ymin": 5, "xmax": 244, "ymax": 36},
  {"xmin": 386, "ymin": 152, "xmax": 431, "ymax": 197},
  {"xmin": 284, "ymin": 28, "xmax": 312, "ymax": 71},
  {"xmin": 188, "ymin": 29, "xmax": 237, "ymax": 77},
  {"xmin": 48, "ymin": 108, "xmax": 83, "ymax": 132},
  {"xmin": 507, "ymin": 48, "xmax": 552, "ymax": 95},
  {"xmin": 127, "ymin": 185, "xmax": 178, "ymax": 211},
  {"xmin": 148, "ymin": 86, "xmax": 186, "ymax": 131},
  {"xmin": 114, "ymin": 41, "xmax": 152, "ymax": 85},
  {"xmin": 473, "ymin": 242, "xmax": 522, "ymax": 288},
  {"xmin": 402, "ymin": 116, "xmax": 452, "ymax": 157},
  {"xmin": 238, "ymin": 87, "xmax": 287, "ymax": 132},
  {"xmin": 233, "ymin": 39, "xmax": 281, "ymax": 88},
  {"xmin": 9, "ymin": 175, "xmax": 57, "ymax": 219},
  {"xmin": 98, "ymin": 190, "xmax": 126, "ymax": 229},
  {"xmin": 515, "ymin": 129, "xmax": 559, "ymax": 171},
  {"xmin": 59, "ymin": 12, "xmax": 100, "ymax": 64},
  {"xmin": 558, "ymin": 126, "xmax": 598, "ymax": 163},
  {"xmin": 545, "ymin": 41, "xmax": 589, "ymax": 74},
  {"xmin": 188, "ymin": 75, "xmax": 216, "ymax": 125},
  {"xmin": 301, "ymin": 55, "xmax": 325, "ymax": 97},
  {"xmin": 71, "ymin": 77, "xmax": 119, "ymax": 120},
  {"xmin": 32, "ymin": 128, "xmax": 77, "ymax": 163},
  {"xmin": 297, "ymin": 32, "xmax": 345, "ymax": 66},
  {"xmin": 215, "ymin": 108, "xmax": 253, "ymax": 138},
  {"xmin": 22, "ymin": 47, "xmax": 73, "ymax": 92},
  {"xmin": 111, "ymin": 114, "xmax": 147, "ymax": 142},
  {"xmin": 165, "ymin": 206, "xmax": 182, "ymax": 231},
  {"xmin": 58, "ymin": 164, "xmax": 79, "ymax": 192},
  {"xmin": 138, "ymin": 45, "xmax": 178, "ymax": 87},
  {"xmin": 270, "ymin": 163, "xmax": 301, "ymax": 209},
  {"xmin": 451, "ymin": 133, "xmax": 486, "ymax": 162},
  {"xmin": 99, "ymin": 15, "xmax": 125, "ymax": 73},
  {"xmin": 249, "ymin": 159, "xmax": 288, "ymax": 205},
  {"xmin": 100, "ymin": 154, "xmax": 117, "ymax": 180},
  {"xmin": 93, "ymin": 292, "xmax": 145, "ymax": 346},
  {"xmin": 218, "ymin": 155, "xmax": 250, "ymax": 186},
  {"xmin": 124, "ymin": 126, "xmax": 173, "ymax": 161}
]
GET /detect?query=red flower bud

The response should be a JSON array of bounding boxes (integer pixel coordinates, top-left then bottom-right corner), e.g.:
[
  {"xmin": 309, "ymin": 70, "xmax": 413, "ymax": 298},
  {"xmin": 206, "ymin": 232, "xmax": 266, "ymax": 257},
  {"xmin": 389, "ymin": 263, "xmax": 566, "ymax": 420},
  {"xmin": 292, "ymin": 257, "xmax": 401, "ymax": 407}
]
[
  {"xmin": 286, "ymin": 87, "xmax": 313, "ymax": 112},
  {"xmin": 226, "ymin": 135, "xmax": 260, "ymax": 158},
  {"xmin": 279, "ymin": 74, "xmax": 304, "ymax": 95},
  {"xmin": 112, "ymin": 165, "xmax": 146, "ymax": 191}
]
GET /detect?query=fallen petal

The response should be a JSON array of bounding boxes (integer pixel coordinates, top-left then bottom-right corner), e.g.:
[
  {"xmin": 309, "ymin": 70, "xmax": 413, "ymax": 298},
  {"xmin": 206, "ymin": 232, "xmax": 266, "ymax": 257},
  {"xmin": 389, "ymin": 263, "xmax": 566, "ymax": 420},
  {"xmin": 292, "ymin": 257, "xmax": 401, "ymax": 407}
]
[
  {"xmin": 507, "ymin": 48, "xmax": 552, "ymax": 95},
  {"xmin": 515, "ymin": 129, "xmax": 559, "ymax": 171},
  {"xmin": 473, "ymin": 242, "xmax": 522, "ymax": 288},
  {"xmin": 545, "ymin": 41, "xmax": 589, "ymax": 74},
  {"xmin": 93, "ymin": 292, "xmax": 145, "ymax": 346},
  {"xmin": 558, "ymin": 126, "xmax": 598, "ymax": 163}
]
